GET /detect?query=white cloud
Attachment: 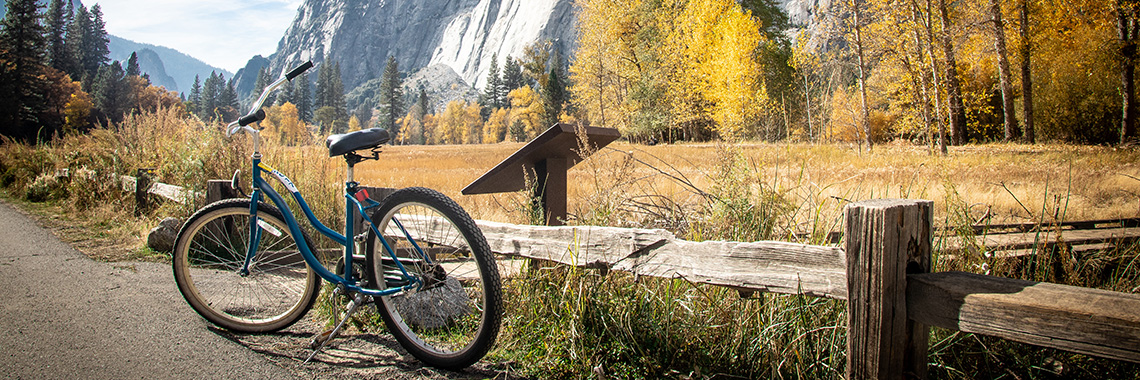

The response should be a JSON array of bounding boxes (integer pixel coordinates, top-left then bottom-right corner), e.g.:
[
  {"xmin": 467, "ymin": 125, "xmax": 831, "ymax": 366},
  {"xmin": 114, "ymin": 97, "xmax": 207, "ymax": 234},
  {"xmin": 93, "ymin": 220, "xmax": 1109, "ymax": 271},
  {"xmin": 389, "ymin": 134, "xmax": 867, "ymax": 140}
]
[{"xmin": 93, "ymin": 0, "xmax": 303, "ymax": 72}]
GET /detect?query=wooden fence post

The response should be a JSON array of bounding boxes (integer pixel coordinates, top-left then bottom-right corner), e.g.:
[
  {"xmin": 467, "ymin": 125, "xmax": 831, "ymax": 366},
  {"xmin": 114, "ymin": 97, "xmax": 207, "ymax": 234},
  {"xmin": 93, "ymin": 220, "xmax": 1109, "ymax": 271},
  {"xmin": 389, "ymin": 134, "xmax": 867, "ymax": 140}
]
[
  {"xmin": 845, "ymin": 199, "xmax": 933, "ymax": 380},
  {"xmin": 135, "ymin": 168, "xmax": 154, "ymax": 216},
  {"xmin": 205, "ymin": 180, "xmax": 238, "ymax": 205}
]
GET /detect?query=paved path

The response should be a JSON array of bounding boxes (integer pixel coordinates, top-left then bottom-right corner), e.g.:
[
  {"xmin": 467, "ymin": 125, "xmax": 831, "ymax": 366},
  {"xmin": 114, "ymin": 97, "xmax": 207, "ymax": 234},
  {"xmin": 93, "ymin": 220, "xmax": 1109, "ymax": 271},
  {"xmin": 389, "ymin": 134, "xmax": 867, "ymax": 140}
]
[{"xmin": 0, "ymin": 200, "xmax": 300, "ymax": 379}]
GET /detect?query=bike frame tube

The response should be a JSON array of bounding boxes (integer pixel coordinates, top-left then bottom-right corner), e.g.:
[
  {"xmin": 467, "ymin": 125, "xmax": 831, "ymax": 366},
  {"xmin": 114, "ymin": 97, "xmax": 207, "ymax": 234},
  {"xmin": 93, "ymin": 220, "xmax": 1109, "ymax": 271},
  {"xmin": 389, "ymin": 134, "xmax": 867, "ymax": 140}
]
[{"xmin": 244, "ymin": 157, "xmax": 414, "ymax": 297}]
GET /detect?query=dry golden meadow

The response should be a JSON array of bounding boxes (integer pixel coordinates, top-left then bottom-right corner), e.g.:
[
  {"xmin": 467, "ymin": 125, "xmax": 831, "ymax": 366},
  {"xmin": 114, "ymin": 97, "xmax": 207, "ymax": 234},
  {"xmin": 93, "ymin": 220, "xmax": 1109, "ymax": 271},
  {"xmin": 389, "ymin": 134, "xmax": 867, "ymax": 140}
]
[{"xmin": 348, "ymin": 141, "xmax": 1140, "ymax": 230}]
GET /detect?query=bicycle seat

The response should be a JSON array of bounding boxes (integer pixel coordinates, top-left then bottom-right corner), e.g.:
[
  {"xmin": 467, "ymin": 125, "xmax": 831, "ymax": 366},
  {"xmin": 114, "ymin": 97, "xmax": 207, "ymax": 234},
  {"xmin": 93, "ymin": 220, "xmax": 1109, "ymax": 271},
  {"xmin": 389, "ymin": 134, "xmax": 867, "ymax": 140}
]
[{"xmin": 326, "ymin": 128, "xmax": 391, "ymax": 157}]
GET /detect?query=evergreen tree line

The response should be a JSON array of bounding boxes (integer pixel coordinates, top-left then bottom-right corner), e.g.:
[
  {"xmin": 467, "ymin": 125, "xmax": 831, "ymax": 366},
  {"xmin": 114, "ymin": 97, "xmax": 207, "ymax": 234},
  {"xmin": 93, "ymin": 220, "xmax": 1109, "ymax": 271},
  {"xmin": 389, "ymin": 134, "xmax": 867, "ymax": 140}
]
[
  {"xmin": 186, "ymin": 71, "xmax": 240, "ymax": 122},
  {"xmin": 236, "ymin": 60, "xmax": 351, "ymax": 138},
  {"xmin": 0, "ymin": 0, "xmax": 180, "ymax": 142},
  {"xmin": 371, "ymin": 42, "xmax": 570, "ymax": 146}
]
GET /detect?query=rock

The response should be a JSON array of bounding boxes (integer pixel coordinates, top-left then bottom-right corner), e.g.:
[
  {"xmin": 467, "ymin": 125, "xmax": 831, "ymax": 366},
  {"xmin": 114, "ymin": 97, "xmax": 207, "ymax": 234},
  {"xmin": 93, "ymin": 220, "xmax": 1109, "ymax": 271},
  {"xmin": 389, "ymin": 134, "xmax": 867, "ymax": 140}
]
[
  {"xmin": 387, "ymin": 277, "xmax": 471, "ymax": 330},
  {"xmin": 267, "ymin": 0, "xmax": 579, "ymax": 93},
  {"xmin": 147, "ymin": 217, "xmax": 183, "ymax": 253}
]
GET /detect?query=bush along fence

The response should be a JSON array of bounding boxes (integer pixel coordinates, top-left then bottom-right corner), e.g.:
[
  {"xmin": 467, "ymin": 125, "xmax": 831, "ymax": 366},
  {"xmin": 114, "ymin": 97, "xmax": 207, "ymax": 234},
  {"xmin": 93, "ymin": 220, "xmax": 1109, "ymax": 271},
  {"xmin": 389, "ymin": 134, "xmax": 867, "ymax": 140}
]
[{"xmin": 131, "ymin": 176, "xmax": 1139, "ymax": 378}]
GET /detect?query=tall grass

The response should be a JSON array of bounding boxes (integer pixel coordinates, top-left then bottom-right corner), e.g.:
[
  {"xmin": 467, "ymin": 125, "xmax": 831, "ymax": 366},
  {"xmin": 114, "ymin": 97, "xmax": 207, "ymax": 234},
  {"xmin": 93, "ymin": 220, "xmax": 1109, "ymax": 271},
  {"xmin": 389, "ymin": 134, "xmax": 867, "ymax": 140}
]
[{"xmin": 4, "ymin": 115, "xmax": 1140, "ymax": 378}]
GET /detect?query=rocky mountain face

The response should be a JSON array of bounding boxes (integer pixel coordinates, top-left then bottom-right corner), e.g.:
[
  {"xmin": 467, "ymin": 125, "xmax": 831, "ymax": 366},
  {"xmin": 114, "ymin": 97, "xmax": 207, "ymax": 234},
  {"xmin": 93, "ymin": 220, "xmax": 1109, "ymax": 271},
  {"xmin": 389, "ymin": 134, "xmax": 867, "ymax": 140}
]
[
  {"xmin": 255, "ymin": 0, "xmax": 577, "ymax": 95},
  {"xmin": 133, "ymin": 49, "xmax": 178, "ymax": 92}
]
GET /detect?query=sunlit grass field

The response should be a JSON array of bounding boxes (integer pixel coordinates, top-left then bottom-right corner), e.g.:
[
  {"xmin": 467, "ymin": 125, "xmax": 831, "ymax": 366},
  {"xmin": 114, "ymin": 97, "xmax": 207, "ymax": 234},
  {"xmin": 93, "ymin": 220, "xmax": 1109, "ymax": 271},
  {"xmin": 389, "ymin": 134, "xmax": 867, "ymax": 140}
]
[{"xmin": 351, "ymin": 141, "xmax": 1140, "ymax": 228}]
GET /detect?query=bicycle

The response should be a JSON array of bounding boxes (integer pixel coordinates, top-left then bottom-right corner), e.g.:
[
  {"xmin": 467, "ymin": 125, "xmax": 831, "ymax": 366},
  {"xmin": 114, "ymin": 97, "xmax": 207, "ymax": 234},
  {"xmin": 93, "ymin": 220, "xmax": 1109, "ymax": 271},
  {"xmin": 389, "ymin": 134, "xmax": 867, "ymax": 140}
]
[{"xmin": 171, "ymin": 61, "xmax": 502, "ymax": 370}]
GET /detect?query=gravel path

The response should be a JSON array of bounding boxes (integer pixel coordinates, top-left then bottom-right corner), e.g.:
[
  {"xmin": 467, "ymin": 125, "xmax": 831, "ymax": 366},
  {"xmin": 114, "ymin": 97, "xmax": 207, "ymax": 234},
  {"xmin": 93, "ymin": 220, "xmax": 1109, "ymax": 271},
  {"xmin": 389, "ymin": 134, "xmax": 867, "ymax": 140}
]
[{"xmin": 0, "ymin": 200, "xmax": 521, "ymax": 379}]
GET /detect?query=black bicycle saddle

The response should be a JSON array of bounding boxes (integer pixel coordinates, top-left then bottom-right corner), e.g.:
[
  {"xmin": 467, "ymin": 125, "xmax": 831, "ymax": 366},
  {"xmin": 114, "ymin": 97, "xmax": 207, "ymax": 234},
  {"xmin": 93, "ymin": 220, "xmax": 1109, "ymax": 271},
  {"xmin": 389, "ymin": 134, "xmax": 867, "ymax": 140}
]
[{"xmin": 326, "ymin": 128, "xmax": 391, "ymax": 157}]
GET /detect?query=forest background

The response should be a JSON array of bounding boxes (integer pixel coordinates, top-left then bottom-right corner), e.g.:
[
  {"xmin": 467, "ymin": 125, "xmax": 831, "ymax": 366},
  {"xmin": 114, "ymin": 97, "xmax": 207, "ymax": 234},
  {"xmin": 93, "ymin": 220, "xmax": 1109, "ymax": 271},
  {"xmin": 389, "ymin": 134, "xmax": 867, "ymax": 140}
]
[{"xmin": 4, "ymin": 0, "xmax": 1140, "ymax": 148}]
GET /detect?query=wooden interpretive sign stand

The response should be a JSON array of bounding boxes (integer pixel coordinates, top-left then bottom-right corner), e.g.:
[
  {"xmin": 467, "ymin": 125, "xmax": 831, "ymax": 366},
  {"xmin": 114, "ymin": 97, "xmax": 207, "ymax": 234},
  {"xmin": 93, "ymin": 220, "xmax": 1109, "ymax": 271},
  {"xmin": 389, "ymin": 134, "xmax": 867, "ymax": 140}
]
[{"xmin": 462, "ymin": 123, "xmax": 620, "ymax": 226}]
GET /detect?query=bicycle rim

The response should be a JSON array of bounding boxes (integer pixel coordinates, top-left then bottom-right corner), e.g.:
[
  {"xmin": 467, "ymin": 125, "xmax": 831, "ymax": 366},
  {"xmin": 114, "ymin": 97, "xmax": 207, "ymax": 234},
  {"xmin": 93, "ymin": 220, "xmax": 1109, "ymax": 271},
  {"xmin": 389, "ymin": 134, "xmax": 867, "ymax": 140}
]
[{"xmin": 173, "ymin": 201, "xmax": 319, "ymax": 332}]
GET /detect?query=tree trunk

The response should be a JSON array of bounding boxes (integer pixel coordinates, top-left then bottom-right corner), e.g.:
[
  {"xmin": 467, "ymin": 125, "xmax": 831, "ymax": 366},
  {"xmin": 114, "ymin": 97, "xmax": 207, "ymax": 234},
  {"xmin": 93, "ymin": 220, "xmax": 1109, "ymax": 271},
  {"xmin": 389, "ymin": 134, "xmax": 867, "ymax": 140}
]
[
  {"xmin": 1120, "ymin": 5, "xmax": 1138, "ymax": 144},
  {"xmin": 1020, "ymin": 0, "xmax": 1035, "ymax": 143},
  {"xmin": 912, "ymin": 26, "xmax": 934, "ymax": 154},
  {"xmin": 854, "ymin": 0, "xmax": 873, "ymax": 149},
  {"xmin": 939, "ymin": 0, "xmax": 967, "ymax": 146},
  {"xmin": 917, "ymin": 0, "xmax": 947, "ymax": 155},
  {"xmin": 990, "ymin": 0, "xmax": 1020, "ymax": 142},
  {"xmin": 803, "ymin": 73, "xmax": 815, "ymax": 142}
]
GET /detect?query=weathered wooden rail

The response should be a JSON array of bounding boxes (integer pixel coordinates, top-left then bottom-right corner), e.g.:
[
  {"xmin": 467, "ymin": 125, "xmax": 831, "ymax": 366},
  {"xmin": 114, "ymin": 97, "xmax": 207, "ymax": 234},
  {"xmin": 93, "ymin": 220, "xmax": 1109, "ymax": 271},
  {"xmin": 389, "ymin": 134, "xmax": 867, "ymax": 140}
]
[{"xmin": 463, "ymin": 199, "xmax": 1140, "ymax": 378}]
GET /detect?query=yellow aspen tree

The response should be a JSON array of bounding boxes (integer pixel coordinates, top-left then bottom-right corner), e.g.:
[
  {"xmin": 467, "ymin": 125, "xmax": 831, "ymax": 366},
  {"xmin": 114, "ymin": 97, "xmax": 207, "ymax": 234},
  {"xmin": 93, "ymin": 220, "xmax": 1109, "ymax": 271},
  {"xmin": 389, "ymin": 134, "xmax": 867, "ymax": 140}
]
[
  {"xmin": 508, "ymin": 87, "xmax": 545, "ymax": 139},
  {"xmin": 464, "ymin": 102, "xmax": 483, "ymax": 144},
  {"xmin": 483, "ymin": 108, "xmax": 509, "ymax": 143},
  {"xmin": 704, "ymin": 3, "xmax": 766, "ymax": 139},
  {"xmin": 569, "ymin": 0, "xmax": 638, "ymax": 133},
  {"xmin": 440, "ymin": 101, "xmax": 466, "ymax": 144}
]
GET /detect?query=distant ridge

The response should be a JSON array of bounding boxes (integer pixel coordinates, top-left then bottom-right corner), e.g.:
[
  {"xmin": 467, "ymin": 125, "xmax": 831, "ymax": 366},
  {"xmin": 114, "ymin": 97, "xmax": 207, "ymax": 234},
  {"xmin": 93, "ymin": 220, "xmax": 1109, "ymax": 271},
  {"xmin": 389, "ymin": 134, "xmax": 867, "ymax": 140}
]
[{"xmin": 109, "ymin": 36, "xmax": 232, "ymax": 95}]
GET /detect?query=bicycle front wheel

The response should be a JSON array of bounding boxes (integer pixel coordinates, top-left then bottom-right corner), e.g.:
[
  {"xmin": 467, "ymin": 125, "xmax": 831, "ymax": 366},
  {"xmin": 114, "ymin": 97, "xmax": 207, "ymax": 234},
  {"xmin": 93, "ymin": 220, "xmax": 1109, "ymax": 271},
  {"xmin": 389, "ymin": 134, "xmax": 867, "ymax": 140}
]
[
  {"xmin": 365, "ymin": 187, "xmax": 502, "ymax": 370},
  {"xmin": 172, "ymin": 199, "xmax": 321, "ymax": 333}
]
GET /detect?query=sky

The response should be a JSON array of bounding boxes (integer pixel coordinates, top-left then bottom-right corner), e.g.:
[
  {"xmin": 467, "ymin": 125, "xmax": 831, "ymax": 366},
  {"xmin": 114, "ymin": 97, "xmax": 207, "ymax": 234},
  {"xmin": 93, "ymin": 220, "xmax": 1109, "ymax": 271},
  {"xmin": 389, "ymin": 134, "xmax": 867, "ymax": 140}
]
[{"xmin": 93, "ymin": 0, "xmax": 304, "ymax": 72}]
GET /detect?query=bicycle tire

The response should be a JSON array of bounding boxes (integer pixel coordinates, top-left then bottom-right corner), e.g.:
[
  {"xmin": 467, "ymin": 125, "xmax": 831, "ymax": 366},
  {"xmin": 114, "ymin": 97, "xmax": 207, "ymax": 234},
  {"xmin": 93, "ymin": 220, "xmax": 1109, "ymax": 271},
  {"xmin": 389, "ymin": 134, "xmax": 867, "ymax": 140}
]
[
  {"xmin": 365, "ymin": 187, "xmax": 502, "ymax": 370},
  {"xmin": 173, "ymin": 198, "xmax": 321, "ymax": 333}
]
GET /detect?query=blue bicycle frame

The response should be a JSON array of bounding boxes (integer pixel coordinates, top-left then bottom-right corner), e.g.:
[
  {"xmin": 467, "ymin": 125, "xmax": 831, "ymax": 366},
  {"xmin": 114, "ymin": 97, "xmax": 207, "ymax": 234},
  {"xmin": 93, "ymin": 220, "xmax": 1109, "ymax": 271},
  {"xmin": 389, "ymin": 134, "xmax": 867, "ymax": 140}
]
[{"xmin": 239, "ymin": 154, "xmax": 426, "ymax": 297}]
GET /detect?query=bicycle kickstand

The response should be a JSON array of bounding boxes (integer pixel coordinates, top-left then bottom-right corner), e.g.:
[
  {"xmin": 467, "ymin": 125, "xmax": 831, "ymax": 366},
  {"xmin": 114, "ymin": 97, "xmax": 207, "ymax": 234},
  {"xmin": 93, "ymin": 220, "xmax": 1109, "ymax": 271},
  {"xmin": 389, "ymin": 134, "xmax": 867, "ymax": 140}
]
[{"xmin": 305, "ymin": 292, "xmax": 367, "ymax": 364}]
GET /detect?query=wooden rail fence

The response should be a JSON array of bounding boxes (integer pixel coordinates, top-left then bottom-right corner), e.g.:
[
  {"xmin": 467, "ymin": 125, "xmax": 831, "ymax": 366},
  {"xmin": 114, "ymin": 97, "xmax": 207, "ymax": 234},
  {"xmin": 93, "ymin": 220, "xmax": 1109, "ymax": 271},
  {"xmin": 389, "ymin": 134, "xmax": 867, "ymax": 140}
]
[
  {"xmin": 464, "ymin": 198, "xmax": 1140, "ymax": 378},
  {"xmin": 141, "ymin": 180, "xmax": 1139, "ymax": 378}
]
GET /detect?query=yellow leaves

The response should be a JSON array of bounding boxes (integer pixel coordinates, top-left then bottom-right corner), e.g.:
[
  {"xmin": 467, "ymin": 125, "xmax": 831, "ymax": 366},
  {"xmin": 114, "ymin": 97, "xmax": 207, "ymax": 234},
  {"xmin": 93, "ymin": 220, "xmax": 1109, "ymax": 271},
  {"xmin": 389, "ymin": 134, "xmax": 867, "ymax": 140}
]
[
  {"xmin": 483, "ymin": 108, "xmax": 510, "ymax": 144},
  {"xmin": 63, "ymin": 92, "xmax": 93, "ymax": 135},
  {"xmin": 507, "ymin": 86, "xmax": 545, "ymax": 139},
  {"xmin": 262, "ymin": 102, "xmax": 309, "ymax": 146},
  {"xmin": 571, "ymin": 0, "xmax": 771, "ymax": 140}
]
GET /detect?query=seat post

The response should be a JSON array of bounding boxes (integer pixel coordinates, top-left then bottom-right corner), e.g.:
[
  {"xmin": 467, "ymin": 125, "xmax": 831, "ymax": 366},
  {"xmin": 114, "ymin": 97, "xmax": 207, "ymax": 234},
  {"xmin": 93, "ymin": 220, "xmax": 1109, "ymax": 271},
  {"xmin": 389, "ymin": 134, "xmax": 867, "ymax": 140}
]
[
  {"xmin": 346, "ymin": 161, "xmax": 355, "ymax": 186},
  {"xmin": 343, "ymin": 152, "xmax": 364, "ymax": 186}
]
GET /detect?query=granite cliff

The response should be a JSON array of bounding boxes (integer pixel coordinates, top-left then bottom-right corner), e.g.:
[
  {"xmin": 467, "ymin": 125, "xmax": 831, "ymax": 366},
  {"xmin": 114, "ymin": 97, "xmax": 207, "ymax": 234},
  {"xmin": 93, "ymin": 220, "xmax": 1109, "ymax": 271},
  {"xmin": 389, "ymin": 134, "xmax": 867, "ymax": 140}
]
[{"xmin": 243, "ymin": 0, "xmax": 577, "ymax": 97}]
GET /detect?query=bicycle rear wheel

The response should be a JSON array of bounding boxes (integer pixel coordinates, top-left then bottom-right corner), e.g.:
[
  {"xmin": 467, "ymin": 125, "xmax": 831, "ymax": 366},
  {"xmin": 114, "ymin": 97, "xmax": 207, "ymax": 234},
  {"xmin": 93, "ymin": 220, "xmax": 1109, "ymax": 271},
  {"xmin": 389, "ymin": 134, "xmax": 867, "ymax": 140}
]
[
  {"xmin": 173, "ymin": 199, "xmax": 321, "ymax": 333},
  {"xmin": 365, "ymin": 187, "xmax": 502, "ymax": 370}
]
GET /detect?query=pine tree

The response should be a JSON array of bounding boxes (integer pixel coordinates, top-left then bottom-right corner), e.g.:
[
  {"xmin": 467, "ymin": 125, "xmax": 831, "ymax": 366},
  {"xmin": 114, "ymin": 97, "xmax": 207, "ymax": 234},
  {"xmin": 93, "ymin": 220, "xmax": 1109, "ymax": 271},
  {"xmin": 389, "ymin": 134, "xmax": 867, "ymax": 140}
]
[
  {"xmin": 126, "ymin": 52, "xmax": 141, "ymax": 77},
  {"xmin": 46, "ymin": 0, "xmax": 72, "ymax": 73},
  {"xmin": 315, "ymin": 62, "xmax": 331, "ymax": 109},
  {"xmin": 276, "ymin": 75, "xmax": 294, "ymax": 106},
  {"xmin": 502, "ymin": 56, "xmax": 526, "ymax": 93},
  {"xmin": 187, "ymin": 75, "xmax": 201, "ymax": 118},
  {"xmin": 91, "ymin": 61, "xmax": 126, "ymax": 123},
  {"xmin": 330, "ymin": 62, "xmax": 348, "ymax": 133},
  {"xmin": 293, "ymin": 71, "xmax": 313, "ymax": 123},
  {"xmin": 89, "ymin": 5, "xmax": 110, "ymax": 70},
  {"xmin": 417, "ymin": 85, "xmax": 430, "ymax": 116},
  {"xmin": 0, "ymin": 0, "xmax": 50, "ymax": 141},
  {"xmin": 64, "ymin": 5, "xmax": 91, "ymax": 82},
  {"xmin": 480, "ymin": 53, "xmax": 503, "ymax": 112},
  {"xmin": 201, "ymin": 71, "xmax": 221, "ymax": 120},
  {"xmin": 64, "ymin": 5, "xmax": 108, "ymax": 87},
  {"xmin": 218, "ymin": 77, "xmax": 240, "ymax": 121},
  {"xmin": 250, "ymin": 66, "xmax": 272, "ymax": 105},
  {"xmin": 378, "ymin": 56, "xmax": 405, "ymax": 141},
  {"xmin": 540, "ymin": 68, "xmax": 565, "ymax": 129}
]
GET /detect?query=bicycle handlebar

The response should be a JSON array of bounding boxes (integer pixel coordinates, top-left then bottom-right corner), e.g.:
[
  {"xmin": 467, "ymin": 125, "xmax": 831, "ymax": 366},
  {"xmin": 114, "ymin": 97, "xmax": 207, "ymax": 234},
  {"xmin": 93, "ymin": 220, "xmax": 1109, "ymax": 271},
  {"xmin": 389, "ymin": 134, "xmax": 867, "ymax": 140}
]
[{"xmin": 227, "ymin": 61, "xmax": 314, "ymax": 137}]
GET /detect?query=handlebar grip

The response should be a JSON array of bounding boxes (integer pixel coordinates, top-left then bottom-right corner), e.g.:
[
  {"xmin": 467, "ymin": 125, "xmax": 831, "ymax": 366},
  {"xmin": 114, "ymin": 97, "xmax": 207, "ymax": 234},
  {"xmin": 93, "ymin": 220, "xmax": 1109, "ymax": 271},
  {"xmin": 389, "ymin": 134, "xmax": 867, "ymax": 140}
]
[
  {"xmin": 285, "ymin": 61, "xmax": 314, "ymax": 81},
  {"xmin": 237, "ymin": 109, "xmax": 266, "ymax": 127}
]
